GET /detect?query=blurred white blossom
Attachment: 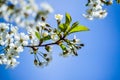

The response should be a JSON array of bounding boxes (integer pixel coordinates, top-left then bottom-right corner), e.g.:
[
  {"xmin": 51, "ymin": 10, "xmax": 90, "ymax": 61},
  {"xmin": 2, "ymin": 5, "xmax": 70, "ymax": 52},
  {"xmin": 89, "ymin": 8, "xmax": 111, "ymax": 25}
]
[
  {"xmin": 83, "ymin": 0, "xmax": 113, "ymax": 20},
  {"xmin": 55, "ymin": 14, "xmax": 63, "ymax": 21}
]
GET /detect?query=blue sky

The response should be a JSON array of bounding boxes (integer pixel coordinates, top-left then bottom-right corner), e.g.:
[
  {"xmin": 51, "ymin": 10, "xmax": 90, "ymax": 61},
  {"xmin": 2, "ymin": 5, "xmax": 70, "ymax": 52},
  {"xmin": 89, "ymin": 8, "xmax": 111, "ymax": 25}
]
[{"xmin": 0, "ymin": 0, "xmax": 120, "ymax": 80}]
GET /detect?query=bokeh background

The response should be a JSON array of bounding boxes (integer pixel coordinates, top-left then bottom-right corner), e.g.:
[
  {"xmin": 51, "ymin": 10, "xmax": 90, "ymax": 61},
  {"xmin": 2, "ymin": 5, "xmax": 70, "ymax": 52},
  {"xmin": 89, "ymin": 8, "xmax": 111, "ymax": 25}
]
[{"xmin": 0, "ymin": 0, "xmax": 120, "ymax": 80}]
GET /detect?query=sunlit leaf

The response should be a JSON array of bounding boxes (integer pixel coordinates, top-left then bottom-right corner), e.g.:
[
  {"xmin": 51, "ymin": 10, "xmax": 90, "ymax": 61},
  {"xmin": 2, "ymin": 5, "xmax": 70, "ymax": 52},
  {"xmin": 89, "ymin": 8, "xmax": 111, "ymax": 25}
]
[
  {"xmin": 69, "ymin": 25, "xmax": 89, "ymax": 34},
  {"xmin": 35, "ymin": 32, "xmax": 40, "ymax": 39},
  {"xmin": 65, "ymin": 13, "xmax": 72, "ymax": 25},
  {"xmin": 42, "ymin": 35, "xmax": 51, "ymax": 41},
  {"xmin": 59, "ymin": 23, "xmax": 65, "ymax": 31},
  {"xmin": 60, "ymin": 44, "xmax": 66, "ymax": 50},
  {"xmin": 59, "ymin": 23, "xmax": 70, "ymax": 32},
  {"xmin": 71, "ymin": 21, "xmax": 79, "ymax": 29}
]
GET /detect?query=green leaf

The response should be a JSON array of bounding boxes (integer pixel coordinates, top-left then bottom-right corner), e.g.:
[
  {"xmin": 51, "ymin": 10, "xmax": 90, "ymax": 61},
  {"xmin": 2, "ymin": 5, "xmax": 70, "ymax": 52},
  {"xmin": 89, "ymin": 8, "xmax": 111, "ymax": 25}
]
[
  {"xmin": 58, "ymin": 13, "xmax": 72, "ymax": 32},
  {"xmin": 59, "ymin": 23, "xmax": 70, "ymax": 32},
  {"xmin": 35, "ymin": 32, "xmax": 40, "ymax": 39},
  {"xmin": 69, "ymin": 25, "xmax": 89, "ymax": 34},
  {"xmin": 59, "ymin": 23, "xmax": 65, "ymax": 31},
  {"xmin": 71, "ymin": 21, "xmax": 79, "ymax": 29},
  {"xmin": 60, "ymin": 44, "xmax": 66, "ymax": 50},
  {"xmin": 42, "ymin": 35, "xmax": 51, "ymax": 41},
  {"xmin": 65, "ymin": 13, "xmax": 72, "ymax": 25}
]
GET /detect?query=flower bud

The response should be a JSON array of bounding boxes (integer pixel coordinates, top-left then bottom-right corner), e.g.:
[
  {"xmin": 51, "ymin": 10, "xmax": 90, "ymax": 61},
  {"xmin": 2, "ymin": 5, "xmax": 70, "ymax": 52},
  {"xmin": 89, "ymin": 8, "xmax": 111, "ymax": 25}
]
[
  {"xmin": 34, "ymin": 59, "xmax": 38, "ymax": 65},
  {"xmin": 43, "ymin": 32, "xmax": 48, "ymax": 37},
  {"xmin": 45, "ymin": 45, "xmax": 52, "ymax": 52}
]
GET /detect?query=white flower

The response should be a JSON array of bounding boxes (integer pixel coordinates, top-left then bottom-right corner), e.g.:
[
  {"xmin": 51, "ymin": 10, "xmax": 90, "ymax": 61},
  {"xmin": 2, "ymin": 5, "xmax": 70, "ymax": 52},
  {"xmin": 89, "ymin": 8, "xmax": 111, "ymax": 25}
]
[
  {"xmin": 2, "ymin": 58, "xmax": 8, "ymax": 64},
  {"xmin": 43, "ymin": 31, "xmax": 49, "ymax": 37},
  {"xmin": 82, "ymin": 14, "xmax": 94, "ymax": 20},
  {"xmin": 38, "ymin": 22, "xmax": 46, "ymax": 27},
  {"xmin": 6, "ymin": 58, "xmax": 19, "ymax": 68},
  {"xmin": 27, "ymin": 27, "xmax": 41, "ymax": 45},
  {"xmin": 30, "ymin": 39, "xmax": 39, "ymax": 46},
  {"xmin": 11, "ymin": 26, "xmax": 18, "ymax": 34},
  {"xmin": 9, "ymin": 43, "xmax": 24, "ymax": 53},
  {"xmin": 55, "ymin": 14, "xmax": 63, "ymax": 21},
  {"xmin": 97, "ymin": 10, "xmax": 108, "ymax": 19},
  {"xmin": 73, "ymin": 35, "xmax": 80, "ymax": 44},
  {"xmin": 0, "ymin": 23, "xmax": 9, "ymax": 33},
  {"xmin": 83, "ymin": 0, "xmax": 108, "ymax": 20},
  {"xmin": 15, "ymin": 33, "xmax": 29, "ymax": 46},
  {"xmin": 88, "ymin": 1, "xmax": 102, "ymax": 10},
  {"xmin": 17, "ymin": 46, "xmax": 24, "ymax": 52},
  {"xmin": 4, "ymin": 35, "xmax": 14, "ymax": 46},
  {"xmin": 0, "ymin": 34, "xmax": 5, "ymax": 46},
  {"xmin": 51, "ymin": 33, "xmax": 59, "ymax": 41},
  {"xmin": 0, "ymin": 54, "xmax": 8, "ymax": 65}
]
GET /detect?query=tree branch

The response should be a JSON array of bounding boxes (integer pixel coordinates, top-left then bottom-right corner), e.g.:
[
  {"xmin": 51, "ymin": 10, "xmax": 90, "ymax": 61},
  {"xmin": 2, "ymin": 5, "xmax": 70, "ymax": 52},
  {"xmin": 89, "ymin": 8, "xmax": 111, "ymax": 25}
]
[
  {"xmin": 24, "ymin": 36, "xmax": 65, "ymax": 48},
  {"xmin": 25, "ymin": 42, "xmax": 57, "ymax": 48}
]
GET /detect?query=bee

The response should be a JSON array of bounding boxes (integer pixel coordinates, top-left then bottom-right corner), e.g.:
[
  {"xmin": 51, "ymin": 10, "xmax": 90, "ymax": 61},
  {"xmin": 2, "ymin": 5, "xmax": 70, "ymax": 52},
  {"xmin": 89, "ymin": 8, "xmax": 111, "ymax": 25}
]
[{"xmin": 116, "ymin": 0, "xmax": 120, "ymax": 4}]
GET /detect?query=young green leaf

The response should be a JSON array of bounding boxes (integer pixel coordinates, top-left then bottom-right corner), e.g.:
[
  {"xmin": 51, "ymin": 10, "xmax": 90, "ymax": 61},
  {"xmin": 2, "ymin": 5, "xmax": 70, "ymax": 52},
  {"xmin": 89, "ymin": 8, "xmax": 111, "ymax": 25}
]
[
  {"xmin": 69, "ymin": 25, "xmax": 89, "ymax": 34},
  {"xmin": 58, "ymin": 13, "xmax": 72, "ymax": 33},
  {"xmin": 59, "ymin": 23, "xmax": 65, "ymax": 32},
  {"xmin": 65, "ymin": 13, "xmax": 72, "ymax": 25},
  {"xmin": 42, "ymin": 35, "xmax": 51, "ymax": 41},
  {"xmin": 59, "ymin": 23, "xmax": 70, "ymax": 32},
  {"xmin": 35, "ymin": 32, "xmax": 40, "ymax": 39},
  {"xmin": 71, "ymin": 21, "xmax": 79, "ymax": 29},
  {"xmin": 60, "ymin": 44, "xmax": 66, "ymax": 50}
]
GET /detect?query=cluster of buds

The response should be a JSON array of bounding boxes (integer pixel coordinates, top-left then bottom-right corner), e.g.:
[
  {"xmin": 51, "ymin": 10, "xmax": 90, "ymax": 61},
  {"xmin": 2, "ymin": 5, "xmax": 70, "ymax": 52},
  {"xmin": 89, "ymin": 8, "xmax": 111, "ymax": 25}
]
[
  {"xmin": 59, "ymin": 35, "xmax": 84, "ymax": 57},
  {"xmin": 30, "ymin": 47, "xmax": 52, "ymax": 67},
  {"xmin": 83, "ymin": 0, "xmax": 113, "ymax": 20}
]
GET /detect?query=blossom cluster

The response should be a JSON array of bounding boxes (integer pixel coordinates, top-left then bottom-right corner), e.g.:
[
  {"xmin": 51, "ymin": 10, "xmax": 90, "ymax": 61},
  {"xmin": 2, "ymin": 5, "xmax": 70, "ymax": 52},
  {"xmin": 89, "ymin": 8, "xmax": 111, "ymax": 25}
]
[
  {"xmin": 0, "ymin": 21, "xmax": 84, "ymax": 68},
  {"xmin": 0, "ymin": 0, "xmax": 53, "ymax": 27},
  {"xmin": 0, "ymin": 0, "xmax": 57, "ymax": 68},
  {"xmin": 0, "ymin": 0, "xmax": 89, "ymax": 68},
  {"xmin": 83, "ymin": 0, "xmax": 113, "ymax": 20},
  {"xmin": 0, "ymin": 23, "xmax": 29, "ymax": 68},
  {"xmin": 0, "ymin": 22, "xmax": 53, "ymax": 68},
  {"xmin": 0, "ymin": 21, "xmax": 58, "ymax": 68}
]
